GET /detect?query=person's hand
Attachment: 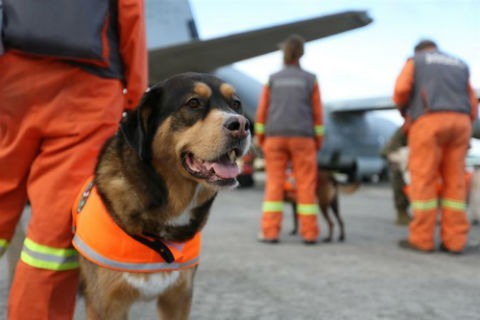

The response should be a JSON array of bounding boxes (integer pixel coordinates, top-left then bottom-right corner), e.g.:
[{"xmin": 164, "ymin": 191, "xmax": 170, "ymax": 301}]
[{"xmin": 255, "ymin": 135, "xmax": 265, "ymax": 150}]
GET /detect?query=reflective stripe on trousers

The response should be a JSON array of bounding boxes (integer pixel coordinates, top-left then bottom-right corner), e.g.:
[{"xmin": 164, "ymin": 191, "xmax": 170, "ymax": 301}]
[
  {"xmin": 441, "ymin": 198, "xmax": 467, "ymax": 211},
  {"xmin": 262, "ymin": 201, "xmax": 318, "ymax": 215},
  {"xmin": 411, "ymin": 198, "xmax": 437, "ymax": 211},
  {"xmin": 297, "ymin": 203, "xmax": 319, "ymax": 216},
  {"xmin": 20, "ymin": 237, "xmax": 79, "ymax": 271},
  {"xmin": 411, "ymin": 198, "xmax": 466, "ymax": 211},
  {"xmin": 262, "ymin": 201, "xmax": 284, "ymax": 212}
]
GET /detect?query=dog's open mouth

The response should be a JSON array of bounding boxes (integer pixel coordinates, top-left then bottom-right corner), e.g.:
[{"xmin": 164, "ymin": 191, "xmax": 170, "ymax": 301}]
[{"xmin": 182, "ymin": 149, "xmax": 241, "ymax": 187}]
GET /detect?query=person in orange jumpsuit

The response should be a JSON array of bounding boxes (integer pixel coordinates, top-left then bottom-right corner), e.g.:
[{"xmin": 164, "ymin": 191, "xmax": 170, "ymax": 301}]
[
  {"xmin": 393, "ymin": 39, "xmax": 478, "ymax": 254},
  {"xmin": 255, "ymin": 34, "xmax": 324, "ymax": 244},
  {"xmin": 0, "ymin": 0, "xmax": 147, "ymax": 318}
]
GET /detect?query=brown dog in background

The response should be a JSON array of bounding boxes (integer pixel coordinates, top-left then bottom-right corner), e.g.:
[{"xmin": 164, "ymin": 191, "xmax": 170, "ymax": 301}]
[{"xmin": 284, "ymin": 169, "xmax": 359, "ymax": 242}]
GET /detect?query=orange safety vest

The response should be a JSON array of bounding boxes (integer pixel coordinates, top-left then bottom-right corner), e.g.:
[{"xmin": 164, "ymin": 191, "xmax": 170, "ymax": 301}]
[{"xmin": 72, "ymin": 179, "xmax": 201, "ymax": 273}]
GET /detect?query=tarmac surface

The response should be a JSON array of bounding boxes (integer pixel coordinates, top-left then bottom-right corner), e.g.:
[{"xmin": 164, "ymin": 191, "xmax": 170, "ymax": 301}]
[{"xmin": 2, "ymin": 173, "xmax": 480, "ymax": 320}]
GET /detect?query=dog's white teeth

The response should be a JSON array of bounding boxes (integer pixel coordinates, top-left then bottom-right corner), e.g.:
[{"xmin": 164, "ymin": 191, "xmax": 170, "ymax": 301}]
[{"xmin": 228, "ymin": 150, "xmax": 236, "ymax": 162}]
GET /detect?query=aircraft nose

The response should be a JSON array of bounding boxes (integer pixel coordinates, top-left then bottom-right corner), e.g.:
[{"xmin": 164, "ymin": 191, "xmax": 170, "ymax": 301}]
[{"xmin": 223, "ymin": 115, "xmax": 250, "ymax": 139}]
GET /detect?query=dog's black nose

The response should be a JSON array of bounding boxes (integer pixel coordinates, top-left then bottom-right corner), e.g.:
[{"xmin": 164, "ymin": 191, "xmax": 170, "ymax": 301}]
[{"xmin": 223, "ymin": 115, "xmax": 250, "ymax": 139}]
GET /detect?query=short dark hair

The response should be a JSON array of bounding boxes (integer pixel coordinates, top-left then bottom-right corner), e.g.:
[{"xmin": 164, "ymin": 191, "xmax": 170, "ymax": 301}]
[
  {"xmin": 282, "ymin": 34, "xmax": 305, "ymax": 64},
  {"xmin": 414, "ymin": 39, "xmax": 437, "ymax": 53}
]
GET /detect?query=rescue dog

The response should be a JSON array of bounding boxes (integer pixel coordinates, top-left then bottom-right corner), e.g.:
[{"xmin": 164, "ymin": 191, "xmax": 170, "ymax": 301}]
[
  {"xmin": 285, "ymin": 169, "xmax": 359, "ymax": 242},
  {"xmin": 72, "ymin": 73, "xmax": 251, "ymax": 319},
  {"xmin": 386, "ymin": 146, "xmax": 410, "ymax": 184}
]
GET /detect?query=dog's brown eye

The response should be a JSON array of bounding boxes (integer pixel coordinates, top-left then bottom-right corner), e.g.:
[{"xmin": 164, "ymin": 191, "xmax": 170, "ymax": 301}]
[
  {"xmin": 232, "ymin": 99, "xmax": 241, "ymax": 110},
  {"xmin": 187, "ymin": 98, "xmax": 201, "ymax": 109}
]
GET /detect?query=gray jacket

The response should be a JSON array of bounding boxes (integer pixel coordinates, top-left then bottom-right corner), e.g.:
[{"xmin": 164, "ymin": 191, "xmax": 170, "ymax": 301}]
[
  {"xmin": 2, "ymin": 0, "xmax": 124, "ymax": 79},
  {"xmin": 408, "ymin": 50, "xmax": 471, "ymax": 121},
  {"xmin": 265, "ymin": 66, "xmax": 318, "ymax": 137}
]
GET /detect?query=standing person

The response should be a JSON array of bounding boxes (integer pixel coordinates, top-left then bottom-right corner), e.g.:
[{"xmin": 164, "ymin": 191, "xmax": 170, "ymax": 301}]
[
  {"xmin": 0, "ymin": 0, "xmax": 147, "ymax": 318},
  {"xmin": 255, "ymin": 34, "xmax": 324, "ymax": 244},
  {"xmin": 393, "ymin": 39, "xmax": 478, "ymax": 254},
  {"xmin": 380, "ymin": 126, "xmax": 410, "ymax": 225}
]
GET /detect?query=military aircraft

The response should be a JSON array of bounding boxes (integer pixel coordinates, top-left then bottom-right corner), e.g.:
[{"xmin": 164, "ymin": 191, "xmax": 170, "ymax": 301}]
[{"xmin": 145, "ymin": 0, "xmax": 479, "ymax": 183}]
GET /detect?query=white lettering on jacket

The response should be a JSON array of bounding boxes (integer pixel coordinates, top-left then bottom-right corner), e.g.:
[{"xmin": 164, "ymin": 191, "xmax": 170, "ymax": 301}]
[
  {"xmin": 272, "ymin": 78, "xmax": 307, "ymax": 88},
  {"xmin": 425, "ymin": 52, "xmax": 465, "ymax": 68}
]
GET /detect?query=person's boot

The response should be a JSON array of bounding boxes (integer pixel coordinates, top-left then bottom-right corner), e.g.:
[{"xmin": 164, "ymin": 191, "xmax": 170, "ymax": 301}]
[
  {"xmin": 299, "ymin": 215, "xmax": 319, "ymax": 244},
  {"xmin": 396, "ymin": 210, "xmax": 411, "ymax": 226},
  {"xmin": 258, "ymin": 213, "xmax": 282, "ymax": 243}
]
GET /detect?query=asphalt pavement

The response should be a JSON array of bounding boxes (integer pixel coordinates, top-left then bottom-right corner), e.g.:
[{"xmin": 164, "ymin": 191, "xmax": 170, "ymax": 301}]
[{"xmin": 2, "ymin": 173, "xmax": 480, "ymax": 320}]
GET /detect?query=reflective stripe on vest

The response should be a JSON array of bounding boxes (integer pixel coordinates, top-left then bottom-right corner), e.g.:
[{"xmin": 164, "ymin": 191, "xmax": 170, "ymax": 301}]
[
  {"xmin": 73, "ymin": 234, "xmax": 199, "ymax": 272},
  {"xmin": 72, "ymin": 179, "xmax": 201, "ymax": 273},
  {"xmin": 21, "ymin": 238, "xmax": 79, "ymax": 271},
  {"xmin": 297, "ymin": 203, "xmax": 319, "ymax": 216}
]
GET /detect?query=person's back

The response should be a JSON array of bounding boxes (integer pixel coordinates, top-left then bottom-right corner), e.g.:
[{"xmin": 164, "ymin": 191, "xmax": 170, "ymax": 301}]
[
  {"xmin": 408, "ymin": 50, "xmax": 471, "ymax": 121},
  {"xmin": 266, "ymin": 66, "xmax": 317, "ymax": 137}
]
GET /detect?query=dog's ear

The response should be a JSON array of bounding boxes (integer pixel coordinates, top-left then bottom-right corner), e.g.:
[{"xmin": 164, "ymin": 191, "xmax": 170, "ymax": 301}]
[{"xmin": 120, "ymin": 86, "xmax": 162, "ymax": 162}]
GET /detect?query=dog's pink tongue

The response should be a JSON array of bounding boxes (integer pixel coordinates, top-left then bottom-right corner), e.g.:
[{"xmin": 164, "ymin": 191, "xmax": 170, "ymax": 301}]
[{"xmin": 211, "ymin": 162, "xmax": 240, "ymax": 179}]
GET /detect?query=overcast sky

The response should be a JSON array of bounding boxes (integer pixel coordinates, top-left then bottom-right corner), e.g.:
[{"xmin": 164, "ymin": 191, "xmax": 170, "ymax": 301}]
[{"xmin": 190, "ymin": 0, "xmax": 480, "ymax": 102}]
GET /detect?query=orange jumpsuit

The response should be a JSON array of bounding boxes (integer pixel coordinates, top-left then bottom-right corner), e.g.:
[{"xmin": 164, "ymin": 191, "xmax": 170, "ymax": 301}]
[
  {"xmin": 0, "ymin": 1, "xmax": 147, "ymax": 318},
  {"xmin": 394, "ymin": 56, "xmax": 478, "ymax": 252},
  {"xmin": 255, "ymin": 66, "xmax": 324, "ymax": 242}
]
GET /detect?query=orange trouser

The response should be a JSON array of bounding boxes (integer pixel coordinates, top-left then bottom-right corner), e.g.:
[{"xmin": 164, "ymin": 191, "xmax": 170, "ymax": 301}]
[
  {"xmin": 408, "ymin": 112, "xmax": 471, "ymax": 251},
  {"xmin": 0, "ymin": 52, "xmax": 124, "ymax": 319},
  {"xmin": 261, "ymin": 137, "xmax": 319, "ymax": 241}
]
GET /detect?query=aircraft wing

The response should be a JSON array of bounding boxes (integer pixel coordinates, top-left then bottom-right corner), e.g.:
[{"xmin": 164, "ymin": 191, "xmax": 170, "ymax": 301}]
[
  {"xmin": 326, "ymin": 96, "xmax": 396, "ymax": 113},
  {"xmin": 328, "ymin": 88, "xmax": 480, "ymax": 114},
  {"xmin": 327, "ymin": 92, "xmax": 480, "ymax": 141},
  {"xmin": 148, "ymin": 11, "xmax": 372, "ymax": 83}
]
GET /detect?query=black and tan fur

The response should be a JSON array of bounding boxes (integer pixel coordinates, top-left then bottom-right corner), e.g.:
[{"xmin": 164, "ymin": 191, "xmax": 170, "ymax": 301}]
[
  {"xmin": 286, "ymin": 169, "xmax": 359, "ymax": 242},
  {"xmin": 78, "ymin": 73, "xmax": 251, "ymax": 319}
]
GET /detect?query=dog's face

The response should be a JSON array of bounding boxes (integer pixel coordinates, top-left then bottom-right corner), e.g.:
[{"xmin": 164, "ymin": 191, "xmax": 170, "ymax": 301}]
[{"xmin": 121, "ymin": 73, "xmax": 251, "ymax": 189}]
